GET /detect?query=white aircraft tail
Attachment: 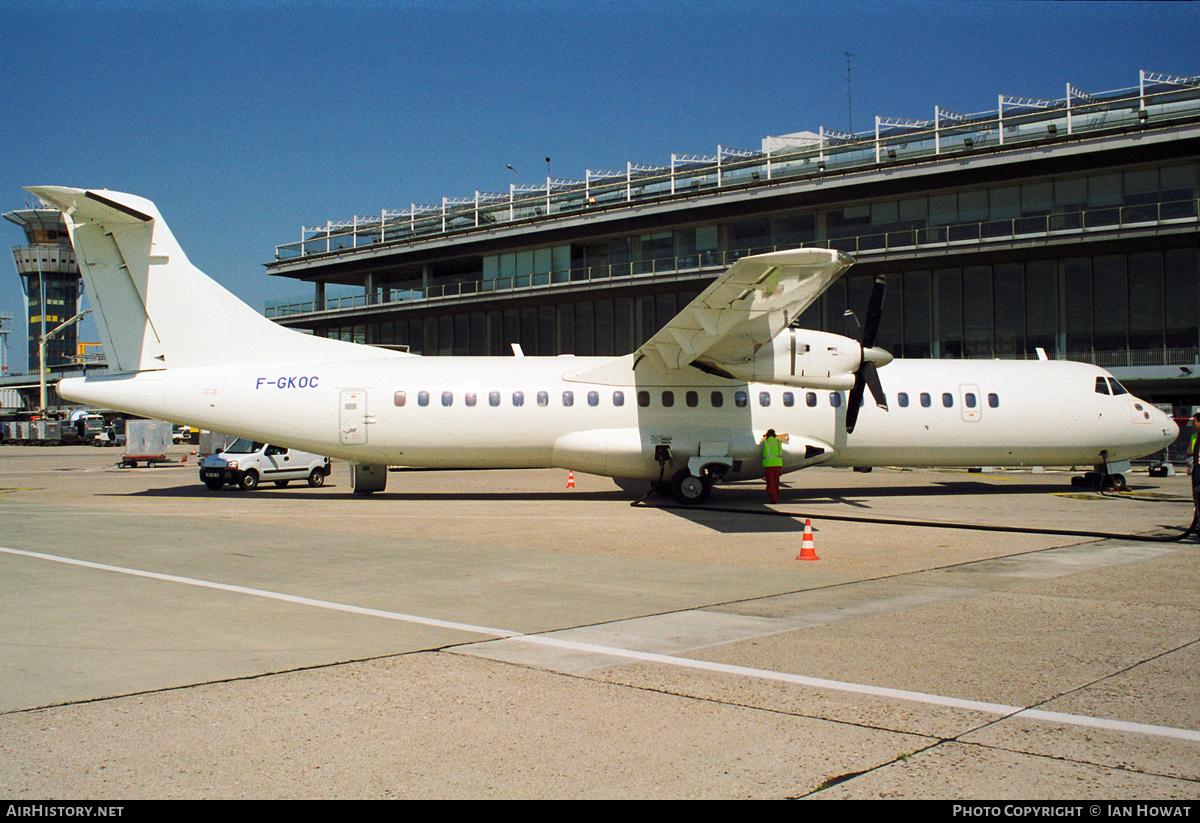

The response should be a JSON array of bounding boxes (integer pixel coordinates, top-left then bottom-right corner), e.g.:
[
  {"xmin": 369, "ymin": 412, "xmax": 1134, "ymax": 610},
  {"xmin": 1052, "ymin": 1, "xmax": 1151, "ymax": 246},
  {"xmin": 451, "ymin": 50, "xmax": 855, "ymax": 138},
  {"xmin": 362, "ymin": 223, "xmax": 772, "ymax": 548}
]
[{"xmin": 27, "ymin": 186, "xmax": 378, "ymax": 372}]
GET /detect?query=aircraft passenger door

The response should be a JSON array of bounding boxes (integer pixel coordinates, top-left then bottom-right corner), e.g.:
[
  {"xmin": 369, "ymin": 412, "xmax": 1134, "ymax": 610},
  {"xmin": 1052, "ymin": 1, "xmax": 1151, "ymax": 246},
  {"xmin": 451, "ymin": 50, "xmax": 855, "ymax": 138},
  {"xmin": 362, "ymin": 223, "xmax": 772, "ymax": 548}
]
[
  {"xmin": 340, "ymin": 390, "xmax": 369, "ymax": 445},
  {"xmin": 960, "ymin": 384, "xmax": 982, "ymax": 422}
]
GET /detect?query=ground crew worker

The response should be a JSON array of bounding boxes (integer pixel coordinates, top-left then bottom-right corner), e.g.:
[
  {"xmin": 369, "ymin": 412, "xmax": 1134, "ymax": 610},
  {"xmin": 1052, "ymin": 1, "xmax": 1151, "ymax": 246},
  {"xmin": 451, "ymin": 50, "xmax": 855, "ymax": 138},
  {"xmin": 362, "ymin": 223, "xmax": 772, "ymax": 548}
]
[{"xmin": 761, "ymin": 429, "xmax": 789, "ymax": 503}]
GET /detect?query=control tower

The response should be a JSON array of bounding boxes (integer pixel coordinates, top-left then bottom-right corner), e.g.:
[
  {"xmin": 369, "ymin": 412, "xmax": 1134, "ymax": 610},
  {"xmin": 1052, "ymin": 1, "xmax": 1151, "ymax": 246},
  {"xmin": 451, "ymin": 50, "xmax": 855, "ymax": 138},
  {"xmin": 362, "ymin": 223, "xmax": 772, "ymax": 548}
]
[{"xmin": 4, "ymin": 206, "xmax": 82, "ymax": 373}]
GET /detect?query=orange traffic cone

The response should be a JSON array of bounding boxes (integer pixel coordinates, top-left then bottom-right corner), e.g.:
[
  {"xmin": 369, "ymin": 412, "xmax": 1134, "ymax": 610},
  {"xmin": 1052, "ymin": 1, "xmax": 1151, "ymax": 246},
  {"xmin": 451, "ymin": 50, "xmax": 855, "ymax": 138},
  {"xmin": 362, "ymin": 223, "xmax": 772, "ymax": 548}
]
[
  {"xmin": 796, "ymin": 518, "xmax": 820, "ymax": 561},
  {"xmin": 567, "ymin": 471, "xmax": 575, "ymax": 489}
]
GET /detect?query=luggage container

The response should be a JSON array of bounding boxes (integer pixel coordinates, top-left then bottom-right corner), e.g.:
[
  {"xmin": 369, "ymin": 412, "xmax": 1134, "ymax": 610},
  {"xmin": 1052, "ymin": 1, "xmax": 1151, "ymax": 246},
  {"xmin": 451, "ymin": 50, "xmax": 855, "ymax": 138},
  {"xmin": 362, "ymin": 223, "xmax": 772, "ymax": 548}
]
[{"xmin": 121, "ymin": 419, "xmax": 173, "ymax": 468}]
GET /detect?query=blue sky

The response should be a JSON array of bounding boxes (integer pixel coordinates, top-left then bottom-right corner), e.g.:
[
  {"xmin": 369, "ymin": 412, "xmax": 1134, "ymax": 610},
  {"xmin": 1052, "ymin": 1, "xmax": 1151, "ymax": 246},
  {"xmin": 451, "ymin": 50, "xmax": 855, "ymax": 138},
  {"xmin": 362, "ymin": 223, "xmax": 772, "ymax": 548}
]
[{"xmin": 2, "ymin": 0, "xmax": 1197, "ymax": 372}]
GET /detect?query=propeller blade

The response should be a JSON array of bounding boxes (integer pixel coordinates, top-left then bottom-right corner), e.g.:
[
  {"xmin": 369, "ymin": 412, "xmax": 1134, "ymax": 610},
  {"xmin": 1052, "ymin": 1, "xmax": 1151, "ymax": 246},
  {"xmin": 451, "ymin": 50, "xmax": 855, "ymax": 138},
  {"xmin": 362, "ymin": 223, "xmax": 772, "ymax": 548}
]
[
  {"xmin": 845, "ymin": 372, "xmax": 865, "ymax": 434},
  {"xmin": 843, "ymin": 308, "xmax": 861, "ymax": 342},
  {"xmin": 861, "ymin": 275, "xmax": 887, "ymax": 348},
  {"xmin": 844, "ymin": 276, "xmax": 889, "ymax": 436},
  {"xmin": 862, "ymin": 361, "xmax": 888, "ymax": 412}
]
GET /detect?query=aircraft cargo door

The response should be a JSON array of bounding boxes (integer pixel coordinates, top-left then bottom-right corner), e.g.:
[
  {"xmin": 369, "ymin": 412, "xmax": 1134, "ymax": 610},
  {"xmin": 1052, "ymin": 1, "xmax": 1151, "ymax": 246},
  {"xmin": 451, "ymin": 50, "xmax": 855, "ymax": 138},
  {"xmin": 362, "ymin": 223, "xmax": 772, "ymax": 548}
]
[{"xmin": 340, "ymin": 390, "xmax": 369, "ymax": 445}]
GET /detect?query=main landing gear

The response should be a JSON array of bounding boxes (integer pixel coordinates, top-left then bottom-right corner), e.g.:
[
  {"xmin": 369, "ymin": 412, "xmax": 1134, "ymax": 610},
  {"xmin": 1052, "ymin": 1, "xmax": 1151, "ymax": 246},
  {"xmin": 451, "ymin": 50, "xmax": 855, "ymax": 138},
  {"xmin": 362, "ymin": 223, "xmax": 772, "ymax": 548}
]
[
  {"xmin": 645, "ymin": 444, "xmax": 722, "ymax": 505},
  {"xmin": 670, "ymin": 469, "xmax": 712, "ymax": 505}
]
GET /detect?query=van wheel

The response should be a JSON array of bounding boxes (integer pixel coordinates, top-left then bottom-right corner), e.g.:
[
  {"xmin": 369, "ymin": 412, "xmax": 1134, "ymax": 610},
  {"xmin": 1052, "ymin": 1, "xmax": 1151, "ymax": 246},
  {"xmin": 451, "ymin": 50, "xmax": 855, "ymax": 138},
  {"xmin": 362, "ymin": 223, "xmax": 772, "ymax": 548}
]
[
  {"xmin": 307, "ymin": 469, "xmax": 325, "ymax": 488},
  {"xmin": 239, "ymin": 471, "xmax": 259, "ymax": 491},
  {"xmin": 274, "ymin": 480, "xmax": 289, "ymax": 488}
]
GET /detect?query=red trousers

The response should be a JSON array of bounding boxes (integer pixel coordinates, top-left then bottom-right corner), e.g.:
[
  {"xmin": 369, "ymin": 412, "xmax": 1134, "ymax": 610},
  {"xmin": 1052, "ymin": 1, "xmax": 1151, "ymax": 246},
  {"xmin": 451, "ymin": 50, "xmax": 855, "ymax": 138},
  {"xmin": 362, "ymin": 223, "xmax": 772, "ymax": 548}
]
[{"xmin": 764, "ymin": 466, "xmax": 781, "ymax": 503}]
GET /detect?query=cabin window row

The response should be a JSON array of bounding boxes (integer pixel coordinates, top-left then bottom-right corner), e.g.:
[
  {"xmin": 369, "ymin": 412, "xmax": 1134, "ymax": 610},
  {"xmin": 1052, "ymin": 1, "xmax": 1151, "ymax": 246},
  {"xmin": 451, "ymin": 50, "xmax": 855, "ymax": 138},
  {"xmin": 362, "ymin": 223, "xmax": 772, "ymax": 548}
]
[
  {"xmin": 392, "ymin": 388, "xmax": 1001, "ymax": 410},
  {"xmin": 895, "ymin": 391, "xmax": 1000, "ymax": 409},
  {"xmin": 395, "ymin": 390, "xmax": 622, "ymax": 408}
]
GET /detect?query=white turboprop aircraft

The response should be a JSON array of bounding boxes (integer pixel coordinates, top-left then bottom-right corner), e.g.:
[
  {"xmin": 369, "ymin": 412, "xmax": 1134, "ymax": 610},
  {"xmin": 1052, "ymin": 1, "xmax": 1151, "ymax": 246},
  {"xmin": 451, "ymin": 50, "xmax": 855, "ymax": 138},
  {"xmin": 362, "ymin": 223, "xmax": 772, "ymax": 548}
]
[{"xmin": 32, "ymin": 186, "xmax": 1177, "ymax": 502}]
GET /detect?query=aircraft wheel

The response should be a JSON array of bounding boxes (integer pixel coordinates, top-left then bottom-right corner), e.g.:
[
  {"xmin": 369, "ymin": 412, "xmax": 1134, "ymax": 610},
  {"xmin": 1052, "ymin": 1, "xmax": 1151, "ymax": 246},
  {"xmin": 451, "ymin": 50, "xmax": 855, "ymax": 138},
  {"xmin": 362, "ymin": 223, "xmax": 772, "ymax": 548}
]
[
  {"xmin": 1103, "ymin": 473, "xmax": 1127, "ymax": 492},
  {"xmin": 671, "ymin": 470, "xmax": 711, "ymax": 505},
  {"xmin": 239, "ymin": 471, "xmax": 259, "ymax": 491},
  {"xmin": 307, "ymin": 469, "xmax": 325, "ymax": 488}
]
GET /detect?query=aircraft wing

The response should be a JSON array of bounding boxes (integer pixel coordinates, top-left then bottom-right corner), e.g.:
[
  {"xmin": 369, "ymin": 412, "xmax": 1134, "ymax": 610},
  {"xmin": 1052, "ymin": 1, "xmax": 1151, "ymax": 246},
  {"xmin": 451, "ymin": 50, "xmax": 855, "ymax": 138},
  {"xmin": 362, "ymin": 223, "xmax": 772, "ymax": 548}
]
[{"xmin": 634, "ymin": 248, "xmax": 854, "ymax": 372}]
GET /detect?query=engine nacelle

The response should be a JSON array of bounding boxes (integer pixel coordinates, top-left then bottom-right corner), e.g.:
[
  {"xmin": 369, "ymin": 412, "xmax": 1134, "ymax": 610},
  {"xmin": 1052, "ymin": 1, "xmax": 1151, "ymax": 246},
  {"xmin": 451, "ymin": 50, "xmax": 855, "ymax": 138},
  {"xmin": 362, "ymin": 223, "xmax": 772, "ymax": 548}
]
[{"xmin": 715, "ymin": 329, "xmax": 863, "ymax": 390}]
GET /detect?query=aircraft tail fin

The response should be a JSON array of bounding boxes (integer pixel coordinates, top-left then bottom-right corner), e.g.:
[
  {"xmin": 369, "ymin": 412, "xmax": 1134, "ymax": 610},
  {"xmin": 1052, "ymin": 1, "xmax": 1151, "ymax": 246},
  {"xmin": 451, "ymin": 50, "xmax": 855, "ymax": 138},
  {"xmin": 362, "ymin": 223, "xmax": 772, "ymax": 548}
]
[{"xmin": 26, "ymin": 186, "xmax": 375, "ymax": 371}]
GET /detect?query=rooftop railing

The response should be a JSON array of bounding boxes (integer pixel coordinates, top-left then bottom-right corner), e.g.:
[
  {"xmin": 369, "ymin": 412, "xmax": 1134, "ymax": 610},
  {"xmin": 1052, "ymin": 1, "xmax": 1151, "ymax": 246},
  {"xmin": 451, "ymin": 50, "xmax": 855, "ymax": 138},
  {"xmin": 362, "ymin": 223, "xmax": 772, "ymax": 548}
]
[
  {"xmin": 265, "ymin": 197, "xmax": 1199, "ymax": 318},
  {"xmin": 273, "ymin": 70, "xmax": 1200, "ymax": 263}
]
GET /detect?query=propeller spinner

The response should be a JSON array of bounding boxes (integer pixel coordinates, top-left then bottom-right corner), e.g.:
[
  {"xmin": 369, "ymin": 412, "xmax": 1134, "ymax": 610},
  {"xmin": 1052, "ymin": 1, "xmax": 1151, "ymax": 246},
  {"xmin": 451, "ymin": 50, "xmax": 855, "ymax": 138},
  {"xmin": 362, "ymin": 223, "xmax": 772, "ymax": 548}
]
[{"xmin": 843, "ymin": 274, "xmax": 892, "ymax": 434}]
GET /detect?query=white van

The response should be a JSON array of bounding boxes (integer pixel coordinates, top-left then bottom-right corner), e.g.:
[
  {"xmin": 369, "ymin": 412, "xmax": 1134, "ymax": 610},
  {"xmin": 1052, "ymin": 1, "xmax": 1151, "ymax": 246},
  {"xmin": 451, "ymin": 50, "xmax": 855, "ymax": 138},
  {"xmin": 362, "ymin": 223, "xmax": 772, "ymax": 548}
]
[{"xmin": 199, "ymin": 438, "xmax": 331, "ymax": 491}]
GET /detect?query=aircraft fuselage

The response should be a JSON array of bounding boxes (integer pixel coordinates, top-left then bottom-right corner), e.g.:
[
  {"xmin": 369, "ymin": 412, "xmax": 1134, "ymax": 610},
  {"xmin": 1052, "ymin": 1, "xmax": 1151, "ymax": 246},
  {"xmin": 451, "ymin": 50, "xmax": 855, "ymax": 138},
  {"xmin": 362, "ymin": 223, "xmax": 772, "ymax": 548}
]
[{"xmin": 60, "ymin": 353, "xmax": 1176, "ymax": 483}]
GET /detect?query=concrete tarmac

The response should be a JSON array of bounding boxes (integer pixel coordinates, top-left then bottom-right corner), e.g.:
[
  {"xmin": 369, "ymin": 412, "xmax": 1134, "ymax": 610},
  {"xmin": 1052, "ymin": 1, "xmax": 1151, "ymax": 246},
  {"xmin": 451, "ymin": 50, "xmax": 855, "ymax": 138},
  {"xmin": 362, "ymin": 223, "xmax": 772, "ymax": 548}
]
[{"xmin": 1, "ymin": 445, "xmax": 1198, "ymax": 799}]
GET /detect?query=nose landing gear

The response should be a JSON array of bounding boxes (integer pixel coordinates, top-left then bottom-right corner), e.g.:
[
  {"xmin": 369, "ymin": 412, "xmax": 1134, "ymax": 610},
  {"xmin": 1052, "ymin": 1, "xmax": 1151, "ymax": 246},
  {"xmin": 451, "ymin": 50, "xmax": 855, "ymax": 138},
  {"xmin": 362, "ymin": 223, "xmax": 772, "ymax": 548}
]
[
  {"xmin": 1071, "ymin": 471, "xmax": 1127, "ymax": 491},
  {"xmin": 1071, "ymin": 452, "xmax": 1128, "ymax": 491}
]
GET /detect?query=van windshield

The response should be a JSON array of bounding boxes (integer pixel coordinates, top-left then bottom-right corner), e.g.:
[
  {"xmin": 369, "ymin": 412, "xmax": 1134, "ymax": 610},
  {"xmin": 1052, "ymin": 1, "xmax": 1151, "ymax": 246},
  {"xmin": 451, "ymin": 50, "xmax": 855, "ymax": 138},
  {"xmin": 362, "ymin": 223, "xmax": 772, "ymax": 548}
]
[{"xmin": 224, "ymin": 438, "xmax": 264, "ymax": 454}]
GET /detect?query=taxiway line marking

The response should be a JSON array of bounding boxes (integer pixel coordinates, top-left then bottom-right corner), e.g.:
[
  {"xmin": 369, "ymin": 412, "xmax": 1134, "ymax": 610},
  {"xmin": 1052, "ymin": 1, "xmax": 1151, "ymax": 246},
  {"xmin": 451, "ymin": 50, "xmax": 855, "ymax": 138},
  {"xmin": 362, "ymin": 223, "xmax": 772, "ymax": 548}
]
[
  {"xmin": 5, "ymin": 545, "xmax": 1198, "ymax": 744},
  {"xmin": 0, "ymin": 545, "xmax": 519, "ymax": 641}
]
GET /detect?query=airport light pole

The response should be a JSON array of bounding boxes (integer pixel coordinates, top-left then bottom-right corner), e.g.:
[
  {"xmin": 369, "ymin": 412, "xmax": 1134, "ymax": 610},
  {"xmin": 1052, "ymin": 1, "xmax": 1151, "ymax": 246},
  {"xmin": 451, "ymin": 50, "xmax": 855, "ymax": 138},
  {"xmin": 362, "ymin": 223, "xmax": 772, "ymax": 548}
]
[{"xmin": 38, "ymin": 308, "xmax": 90, "ymax": 415}]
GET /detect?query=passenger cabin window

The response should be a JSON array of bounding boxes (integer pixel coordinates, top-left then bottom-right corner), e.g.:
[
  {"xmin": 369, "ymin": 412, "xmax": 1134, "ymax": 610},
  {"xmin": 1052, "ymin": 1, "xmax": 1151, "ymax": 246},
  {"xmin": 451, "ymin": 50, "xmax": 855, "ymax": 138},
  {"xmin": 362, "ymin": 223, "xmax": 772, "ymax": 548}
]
[
  {"xmin": 711, "ymin": 391, "xmax": 723, "ymax": 408},
  {"xmin": 662, "ymin": 391, "xmax": 674, "ymax": 407},
  {"xmin": 806, "ymin": 392, "xmax": 817, "ymax": 408},
  {"xmin": 920, "ymin": 392, "xmax": 931, "ymax": 408},
  {"xmin": 783, "ymin": 392, "xmax": 794, "ymax": 407},
  {"xmin": 830, "ymin": 392, "xmax": 842, "ymax": 408},
  {"xmin": 759, "ymin": 392, "xmax": 771, "ymax": 407},
  {"xmin": 964, "ymin": 392, "xmax": 977, "ymax": 408},
  {"xmin": 735, "ymin": 391, "xmax": 748, "ymax": 408},
  {"xmin": 418, "ymin": 391, "xmax": 430, "ymax": 407},
  {"xmin": 465, "ymin": 392, "xmax": 477, "ymax": 407},
  {"xmin": 942, "ymin": 392, "xmax": 953, "ymax": 408},
  {"xmin": 638, "ymin": 390, "xmax": 650, "ymax": 407},
  {"xmin": 588, "ymin": 391, "xmax": 599, "ymax": 407},
  {"xmin": 686, "ymin": 391, "xmax": 698, "ymax": 408},
  {"xmin": 512, "ymin": 391, "xmax": 524, "ymax": 407},
  {"xmin": 394, "ymin": 391, "xmax": 406, "ymax": 407},
  {"xmin": 897, "ymin": 392, "xmax": 909, "ymax": 408},
  {"xmin": 562, "ymin": 391, "xmax": 574, "ymax": 407},
  {"xmin": 489, "ymin": 391, "xmax": 501, "ymax": 407},
  {"xmin": 537, "ymin": 391, "xmax": 549, "ymax": 407},
  {"xmin": 988, "ymin": 393, "xmax": 999, "ymax": 408},
  {"xmin": 613, "ymin": 391, "xmax": 625, "ymax": 406},
  {"xmin": 441, "ymin": 391, "xmax": 453, "ymax": 407}
]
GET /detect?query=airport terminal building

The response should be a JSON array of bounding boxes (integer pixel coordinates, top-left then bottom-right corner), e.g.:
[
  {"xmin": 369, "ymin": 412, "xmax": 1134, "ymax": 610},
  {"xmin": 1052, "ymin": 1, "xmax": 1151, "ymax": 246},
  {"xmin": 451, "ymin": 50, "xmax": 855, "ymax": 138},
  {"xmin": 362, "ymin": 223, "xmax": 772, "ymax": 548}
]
[{"xmin": 266, "ymin": 71, "xmax": 1200, "ymax": 410}]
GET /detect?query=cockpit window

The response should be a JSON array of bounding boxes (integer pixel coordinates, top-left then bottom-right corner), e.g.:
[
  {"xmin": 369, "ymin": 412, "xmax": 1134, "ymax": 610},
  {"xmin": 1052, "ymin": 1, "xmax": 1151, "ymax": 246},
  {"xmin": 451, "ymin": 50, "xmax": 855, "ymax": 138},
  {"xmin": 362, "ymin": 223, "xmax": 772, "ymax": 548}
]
[
  {"xmin": 1108, "ymin": 378, "xmax": 1128, "ymax": 396},
  {"xmin": 1095, "ymin": 377, "xmax": 1110, "ymax": 395}
]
